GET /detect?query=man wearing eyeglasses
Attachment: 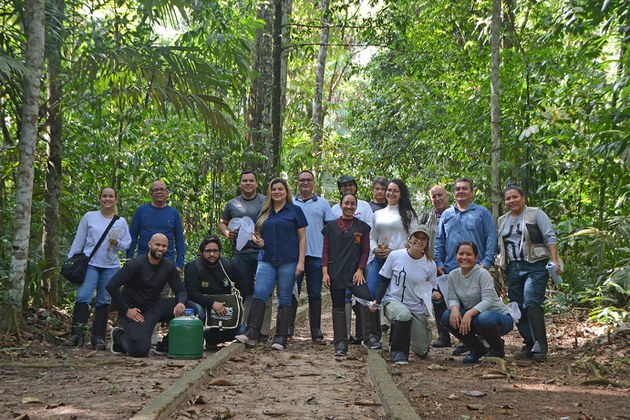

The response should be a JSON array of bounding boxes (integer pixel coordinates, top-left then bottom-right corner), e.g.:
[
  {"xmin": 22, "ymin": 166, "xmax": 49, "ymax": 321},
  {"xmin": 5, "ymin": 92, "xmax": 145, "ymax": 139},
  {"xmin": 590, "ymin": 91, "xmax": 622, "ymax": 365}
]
[
  {"xmin": 184, "ymin": 236, "xmax": 245, "ymax": 350},
  {"xmin": 290, "ymin": 170, "xmax": 335, "ymax": 342},
  {"xmin": 127, "ymin": 179, "xmax": 186, "ymax": 272}
]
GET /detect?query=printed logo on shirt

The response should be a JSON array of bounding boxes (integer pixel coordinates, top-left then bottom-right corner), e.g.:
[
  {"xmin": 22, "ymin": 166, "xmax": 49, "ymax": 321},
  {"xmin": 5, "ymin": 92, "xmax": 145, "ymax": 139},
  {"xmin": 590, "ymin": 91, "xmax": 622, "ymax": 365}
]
[
  {"xmin": 223, "ymin": 277, "xmax": 230, "ymax": 287},
  {"xmin": 353, "ymin": 232, "xmax": 363, "ymax": 244},
  {"xmin": 201, "ymin": 281, "xmax": 209, "ymax": 288}
]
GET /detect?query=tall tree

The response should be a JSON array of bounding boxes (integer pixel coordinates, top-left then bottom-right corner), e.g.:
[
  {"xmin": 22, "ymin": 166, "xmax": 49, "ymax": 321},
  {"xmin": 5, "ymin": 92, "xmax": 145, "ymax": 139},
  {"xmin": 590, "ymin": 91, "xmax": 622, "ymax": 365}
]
[
  {"xmin": 490, "ymin": 0, "xmax": 501, "ymax": 218},
  {"xmin": 2, "ymin": 0, "xmax": 45, "ymax": 333},
  {"xmin": 311, "ymin": 0, "xmax": 330, "ymax": 147},
  {"xmin": 42, "ymin": 0, "xmax": 65, "ymax": 307}
]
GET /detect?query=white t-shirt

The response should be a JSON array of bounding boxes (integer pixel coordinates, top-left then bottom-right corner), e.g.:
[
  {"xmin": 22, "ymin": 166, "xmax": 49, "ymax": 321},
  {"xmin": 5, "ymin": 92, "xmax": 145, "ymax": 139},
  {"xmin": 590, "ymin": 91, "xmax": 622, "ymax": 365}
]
[
  {"xmin": 379, "ymin": 249, "xmax": 437, "ymax": 317},
  {"xmin": 332, "ymin": 199, "xmax": 373, "ymax": 226}
]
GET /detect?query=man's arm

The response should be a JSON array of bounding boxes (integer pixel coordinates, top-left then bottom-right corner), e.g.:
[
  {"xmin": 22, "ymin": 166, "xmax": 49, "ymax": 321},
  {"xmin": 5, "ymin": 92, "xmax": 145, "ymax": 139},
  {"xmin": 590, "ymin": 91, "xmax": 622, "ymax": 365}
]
[
  {"xmin": 126, "ymin": 208, "xmax": 140, "ymax": 259},
  {"xmin": 481, "ymin": 209, "xmax": 497, "ymax": 269},
  {"xmin": 106, "ymin": 260, "xmax": 135, "ymax": 314},
  {"xmin": 167, "ymin": 265, "xmax": 188, "ymax": 305},
  {"xmin": 434, "ymin": 216, "xmax": 447, "ymax": 274},
  {"xmin": 173, "ymin": 210, "xmax": 186, "ymax": 269},
  {"xmin": 184, "ymin": 262, "xmax": 213, "ymax": 308}
]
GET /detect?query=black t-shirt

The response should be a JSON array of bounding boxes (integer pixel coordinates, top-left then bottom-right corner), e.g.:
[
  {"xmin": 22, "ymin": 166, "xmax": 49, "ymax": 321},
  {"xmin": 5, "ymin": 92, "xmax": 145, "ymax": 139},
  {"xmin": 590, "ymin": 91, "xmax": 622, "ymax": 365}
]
[{"xmin": 184, "ymin": 256, "xmax": 245, "ymax": 309}]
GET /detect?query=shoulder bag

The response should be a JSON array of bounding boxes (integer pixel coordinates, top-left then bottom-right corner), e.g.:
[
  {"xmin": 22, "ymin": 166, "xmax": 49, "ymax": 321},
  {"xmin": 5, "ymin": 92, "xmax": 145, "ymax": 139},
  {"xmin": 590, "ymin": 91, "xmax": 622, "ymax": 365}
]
[
  {"xmin": 205, "ymin": 259, "xmax": 244, "ymax": 330},
  {"xmin": 61, "ymin": 215, "xmax": 120, "ymax": 284}
]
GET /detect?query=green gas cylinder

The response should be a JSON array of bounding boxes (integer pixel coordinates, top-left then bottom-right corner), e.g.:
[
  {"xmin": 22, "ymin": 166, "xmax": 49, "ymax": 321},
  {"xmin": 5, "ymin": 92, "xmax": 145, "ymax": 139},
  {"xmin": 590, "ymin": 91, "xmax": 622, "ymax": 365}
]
[{"xmin": 168, "ymin": 309, "xmax": 203, "ymax": 359}]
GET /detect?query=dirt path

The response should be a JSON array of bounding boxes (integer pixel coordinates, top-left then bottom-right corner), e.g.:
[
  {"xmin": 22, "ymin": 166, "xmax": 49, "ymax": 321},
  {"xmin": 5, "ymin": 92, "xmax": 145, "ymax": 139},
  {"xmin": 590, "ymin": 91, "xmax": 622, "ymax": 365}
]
[
  {"xmin": 387, "ymin": 314, "xmax": 630, "ymax": 419},
  {"xmin": 1, "ymin": 306, "xmax": 627, "ymax": 419},
  {"xmin": 170, "ymin": 306, "xmax": 386, "ymax": 419}
]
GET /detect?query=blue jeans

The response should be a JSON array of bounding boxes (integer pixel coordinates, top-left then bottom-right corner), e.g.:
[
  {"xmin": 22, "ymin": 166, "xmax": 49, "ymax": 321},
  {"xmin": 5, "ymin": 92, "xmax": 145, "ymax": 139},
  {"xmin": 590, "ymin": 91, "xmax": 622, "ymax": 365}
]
[
  {"xmin": 366, "ymin": 257, "xmax": 386, "ymax": 298},
  {"xmin": 295, "ymin": 256, "xmax": 323, "ymax": 299},
  {"xmin": 252, "ymin": 261, "xmax": 297, "ymax": 307},
  {"xmin": 442, "ymin": 307, "xmax": 513, "ymax": 336},
  {"xmin": 507, "ymin": 259, "xmax": 548, "ymax": 343},
  {"xmin": 76, "ymin": 265, "xmax": 119, "ymax": 306}
]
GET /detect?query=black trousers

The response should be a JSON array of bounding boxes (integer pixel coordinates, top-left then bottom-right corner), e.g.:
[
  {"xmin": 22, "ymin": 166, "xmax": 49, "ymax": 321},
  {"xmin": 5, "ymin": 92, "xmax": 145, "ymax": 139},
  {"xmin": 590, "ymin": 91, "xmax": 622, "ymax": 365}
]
[{"xmin": 117, "ymin": 297, "xmax": 178, "ymax": 357}]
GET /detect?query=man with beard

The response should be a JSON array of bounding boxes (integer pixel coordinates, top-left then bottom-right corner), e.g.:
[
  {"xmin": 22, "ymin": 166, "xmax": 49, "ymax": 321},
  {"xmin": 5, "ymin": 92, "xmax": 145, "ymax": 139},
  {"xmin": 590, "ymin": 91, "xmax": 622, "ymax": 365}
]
[
  {"xmin": 107, "ymin": 233, "xmax": 187, "ymax": 357},
  {"xmin": 184, "ymin": 236, "xmax": 245, "ymax": 350}
]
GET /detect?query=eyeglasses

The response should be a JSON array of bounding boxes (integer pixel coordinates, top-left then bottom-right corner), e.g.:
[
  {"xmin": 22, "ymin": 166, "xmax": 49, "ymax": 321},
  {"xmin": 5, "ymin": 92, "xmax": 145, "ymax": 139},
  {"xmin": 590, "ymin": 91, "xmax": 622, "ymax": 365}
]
[
  {"xmin": 298, "ymin": 178, "xmax": 314, "ymax": 183},
  {"xmin": 203, "ymin": 249, "xmax": 220, "ymax": 254},
  {"xmin": 152, "ymin": 188, "xmax": 167, "ymax": 192}
]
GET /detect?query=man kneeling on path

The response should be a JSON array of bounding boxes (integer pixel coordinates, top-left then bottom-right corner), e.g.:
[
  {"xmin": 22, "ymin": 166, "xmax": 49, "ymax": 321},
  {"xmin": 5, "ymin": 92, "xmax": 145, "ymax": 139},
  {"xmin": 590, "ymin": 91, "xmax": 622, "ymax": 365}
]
[{"xmin": 107, "ymin": 233, "xmax": 187, "ymax": 357}]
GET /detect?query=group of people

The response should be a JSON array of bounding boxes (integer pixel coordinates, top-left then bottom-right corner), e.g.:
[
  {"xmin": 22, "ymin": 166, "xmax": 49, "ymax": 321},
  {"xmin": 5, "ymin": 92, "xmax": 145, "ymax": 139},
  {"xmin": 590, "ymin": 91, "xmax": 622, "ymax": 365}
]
[{"xmin": 66, "ymin": 172, "xmax": 562, "ymax": 365}]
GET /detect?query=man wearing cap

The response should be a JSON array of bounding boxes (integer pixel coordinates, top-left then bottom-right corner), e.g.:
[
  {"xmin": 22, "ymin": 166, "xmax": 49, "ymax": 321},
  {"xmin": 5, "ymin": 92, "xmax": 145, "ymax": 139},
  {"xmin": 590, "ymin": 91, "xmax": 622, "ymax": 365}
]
[
  {"xmin": 218, "ymin": 170, "xmax": 272, "ymax": 341},
  {"xmin": 291, "ymin": 170, "xmax": 335, "ymax": 341},
  {"xmin": 331, "ymin": 175, "xmax": 374, "ymax": 225}
]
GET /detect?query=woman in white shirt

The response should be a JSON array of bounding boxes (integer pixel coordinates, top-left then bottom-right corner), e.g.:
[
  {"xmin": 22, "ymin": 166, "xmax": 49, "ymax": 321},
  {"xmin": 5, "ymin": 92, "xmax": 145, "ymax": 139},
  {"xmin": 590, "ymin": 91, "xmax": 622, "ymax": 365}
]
[
  {"xmin": 66, "ymin": 187, "xmax": 130, "ymax": 349},
  {"xmin": 366, "ymin": 179, "xmax": 419, "ymax": 346},
  {"xmin": 373, "ymin": 226, "xmax": 439, "ymax": 364}
]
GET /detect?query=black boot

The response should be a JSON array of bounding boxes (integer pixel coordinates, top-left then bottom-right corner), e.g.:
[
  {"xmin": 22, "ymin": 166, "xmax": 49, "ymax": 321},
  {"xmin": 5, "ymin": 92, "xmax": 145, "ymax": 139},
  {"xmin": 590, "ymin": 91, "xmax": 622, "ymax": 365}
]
[
  {"xmin": 309, "ymin": 297, "xmax": 324, "ymax": 342},
  {"xmin": 287, "ymin": 295, "xmax": 298, "ymax": 338},
  {"xmin": 235, "ymin": 299, "xmax": 267, "ymax": 347},
  {"xmin": 373, "ymin": 309, "xmax": 383, "ymax": 342},
  {"xmin": 477, "ymin": 325, "xmax": 505, "ymax": 358},
  {"xmin": 360, "ymin": 305, "xmax": 381, "ymax": 349},
  {"xmin": 91, "ymin": 305, "xmax": 110, "ymax": 350},
  {"xmin": 332, "ymin": 307, "xmax": 348, "ymax": 356},
  {"xmin": 390, "ymin": 320, "xmax": 412, "ymax": 365},
  {"xmin": 66, "ymin": 302, "xmax": 90, "ymax": 347},
  {"xmin": 349, "ymin": 303, "xmax": 363, "ymax": 344},
  {"xmin": 432, "ymin": 301, "xmax": 452, "ymax": 348},
  {"xmin": 527, "ymin": 306, "xmax": 548, "ymax": 361},
  {"xmin": 445, "ymin": 324, "xmax": 486, "ymax": 363},
  {"xmin": 272, "ymin": 305, "xmax": 292, "ymax": 350}
]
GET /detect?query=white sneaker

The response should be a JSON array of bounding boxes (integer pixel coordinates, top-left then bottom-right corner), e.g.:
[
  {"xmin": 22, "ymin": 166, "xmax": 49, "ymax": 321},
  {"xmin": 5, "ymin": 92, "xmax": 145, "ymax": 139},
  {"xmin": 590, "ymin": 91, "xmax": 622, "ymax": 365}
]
[
  {"xmin": 110, "ymin": 327, "xmax": 125, "ymax": 355},
  {"xmin": 235, "ymin": 333, "xmax": 257, "ymax": 347},
  {"xmin": 271, "ymin": 342, "xmax": 285, "ymax": 351}
]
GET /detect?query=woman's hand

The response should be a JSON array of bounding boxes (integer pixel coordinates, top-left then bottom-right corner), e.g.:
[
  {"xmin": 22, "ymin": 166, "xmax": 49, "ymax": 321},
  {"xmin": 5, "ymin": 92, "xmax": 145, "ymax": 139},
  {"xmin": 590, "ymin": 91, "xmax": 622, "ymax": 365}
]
[
  {"xmin": 252, "ymin": 233, "xmax": 265, "ymax": 248},
  {"xmin": 368, "ymin": 301, "xmax": 378, "ymax": 313},
  {"xmin": 323, "ymin": 273, "xmax": 331, "ymax": 289},
  {"xmin": 459, "ymin": 310, "xmax": 475, "ymax": 335},
  {"xmin": 353, "ymin": 269, "xmax": 365, "ymax": 285},
  {"xmin": 551, "ymin": 258, "xmax": 563, "ymax": 274},
  {"xmin": 431, "ymin": 291, "xmax": 442, "ymax": 301},
  {"xmin": 108, "ymin": 238, "xmax": 118, "ymax": 248},
  {"xmin": 449, "ymin": 307, "xmax": 461, "ymax": 330},
  {"xmin": 373, "ymin": 246, "xmax": 391, "ymax": 259}
]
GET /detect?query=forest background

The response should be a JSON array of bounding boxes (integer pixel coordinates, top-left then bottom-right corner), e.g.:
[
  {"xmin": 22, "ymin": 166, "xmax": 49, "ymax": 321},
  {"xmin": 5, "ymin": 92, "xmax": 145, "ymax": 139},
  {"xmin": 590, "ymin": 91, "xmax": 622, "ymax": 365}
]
[{"xmin": 0, "ymin": 0, "xmax": 628, "ymax": 334}]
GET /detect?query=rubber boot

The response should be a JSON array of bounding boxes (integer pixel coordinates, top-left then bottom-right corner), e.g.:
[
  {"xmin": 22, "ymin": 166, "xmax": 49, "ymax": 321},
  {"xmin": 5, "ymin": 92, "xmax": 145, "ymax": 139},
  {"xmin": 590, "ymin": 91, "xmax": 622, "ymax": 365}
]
[
  {"xmin": 235, "ymin": 299, "xmax": 267, "ymax": 347},
  {"xmin": 390, "ymin": 320, "xmax": 412, "ymax": 365},
  {"xmin": 91, "ymin": 305, "xmax": 110, "ymax": 350},
  {"xmin": 346, "ymin": 303, "xmax": 363, "ymax": 344},
  {"xmin": 432, "ymin": 301, "xmax": 452, "ymax": 348},
  {"xmin": 287, "ymin": 295, "xmax": 298, "ymax": 338},
  {"xmin": 66, "ymin": 302, "xmax": 90, "ymax": 347},
  {"xmin": 309, "ymin": 297, "xmax": 324, "ymax": 342},
  {"xmin": 527, "ymin": 306, "xmax": 548, "ymax": 361},
  {"xmin": 332, "ymin": 307, "xmax": 348, "ymax": 356},
  {"xmin": 360, "ymin": 305, "xmax": 381, "ymax": 349},
  {"xmin": 477, "ymin": 325, "xmax": 505, "ymax": 358},
  {"xmin": 271, "ymin": 305, "xmax": 292, "ymax": 350},
  {"xmin": 373, "ymin": 309, "xmax": 383, "ymax": 342},
  {"xmin": 444, "ymin": 324, "xmax": 487, "ymax": 363}
]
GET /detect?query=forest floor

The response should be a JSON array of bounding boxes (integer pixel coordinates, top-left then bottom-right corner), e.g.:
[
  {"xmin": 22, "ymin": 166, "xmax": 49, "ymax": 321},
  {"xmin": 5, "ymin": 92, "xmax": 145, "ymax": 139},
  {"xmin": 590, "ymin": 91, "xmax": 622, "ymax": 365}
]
[{"xmin": 0, "ymin": 305, "xmax": 628, "ymax": 419}]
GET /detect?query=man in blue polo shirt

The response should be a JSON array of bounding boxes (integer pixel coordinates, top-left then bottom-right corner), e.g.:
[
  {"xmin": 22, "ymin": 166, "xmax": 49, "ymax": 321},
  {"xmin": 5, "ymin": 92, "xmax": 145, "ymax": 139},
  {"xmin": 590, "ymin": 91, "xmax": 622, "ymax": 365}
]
[
  {"xmin": 291, "ymin": 170, "xmax": 335, "ymax": 342},
  {"xmin": 434, "ymin": 178, "xmax": 497, "ymax": 275}
]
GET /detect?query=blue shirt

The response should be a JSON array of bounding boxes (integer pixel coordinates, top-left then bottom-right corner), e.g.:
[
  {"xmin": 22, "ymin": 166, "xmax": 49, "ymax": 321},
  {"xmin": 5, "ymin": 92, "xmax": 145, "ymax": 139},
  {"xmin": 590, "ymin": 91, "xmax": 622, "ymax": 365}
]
[
  {"xmin": 434, "ymin": 202, "xmax": 497, "ymax": 273},
  {"xmin": 258, "ymin": 203, "xmax": 308, "ymax": 264},
  {"xmin": 127, "ymin": 204, "xmax": 186, "ymax": 268},
  {"xmin": 294, "ymin": 194, "xmax": 334, "ymax": 258}
]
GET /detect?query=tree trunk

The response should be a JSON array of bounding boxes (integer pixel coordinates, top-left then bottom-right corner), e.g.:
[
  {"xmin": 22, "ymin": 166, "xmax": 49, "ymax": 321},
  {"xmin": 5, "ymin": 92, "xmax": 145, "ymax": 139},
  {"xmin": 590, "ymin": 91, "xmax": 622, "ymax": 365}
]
[
  {"xmin": 3, "ymin": 0, "xmax": 45, "ymax": 334},
  {"xmin": 245, "ymin": 1, "xmax": 274, "ymax": 185},
  {"xmin": 311, "ymin": 0, "xmax": 329, "ymax": 147},
  {"xmin": 42, "ymin": 0, "xmax": 65, "ymax": 308},
  {"xmin": 490, "ymin": 0, "xmax": 502, "ymax": 219},
  {"xmin": 270, "ymin": 0, "xmax": 284, "ymax": 180}
]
